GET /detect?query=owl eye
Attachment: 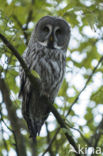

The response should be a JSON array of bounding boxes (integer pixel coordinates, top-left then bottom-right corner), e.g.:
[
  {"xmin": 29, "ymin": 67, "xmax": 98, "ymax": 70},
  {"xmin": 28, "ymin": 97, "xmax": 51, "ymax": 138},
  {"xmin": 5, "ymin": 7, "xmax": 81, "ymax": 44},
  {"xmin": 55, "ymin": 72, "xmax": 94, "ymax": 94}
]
[
  {"xmin": 42, "ymin": 26, "xmax": 49, "ymax": 33},
  {"xmin": 55, "ymin": 28, "xmax": 62, "ymax": 36}
]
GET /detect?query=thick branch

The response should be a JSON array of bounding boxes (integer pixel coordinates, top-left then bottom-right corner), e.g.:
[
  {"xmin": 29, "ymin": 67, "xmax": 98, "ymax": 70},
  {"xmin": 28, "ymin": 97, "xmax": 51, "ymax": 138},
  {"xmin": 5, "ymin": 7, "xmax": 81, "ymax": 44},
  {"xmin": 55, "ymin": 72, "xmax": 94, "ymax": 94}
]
[
  {"xmin": 0, "ymin": 78, "xmax": 27, "ymax": 156},
  {"xmin": 0, "ymin": 33, "xmax": 80, "ymax": 155},
  {"xmin": 47, "ymin": 99, "xmax": 79, "ymax": 154},
  {"xmin": 0, "ymin": 33, "xmax": 40, "ymax": 93}
]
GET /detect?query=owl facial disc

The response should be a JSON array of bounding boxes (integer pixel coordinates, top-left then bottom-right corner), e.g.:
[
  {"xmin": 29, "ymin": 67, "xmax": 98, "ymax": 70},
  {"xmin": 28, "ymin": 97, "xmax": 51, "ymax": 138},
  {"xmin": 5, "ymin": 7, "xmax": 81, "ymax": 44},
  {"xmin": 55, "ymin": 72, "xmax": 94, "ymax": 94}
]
[
  {"xmin": 39, "ymin": 26, "xmax": 63, "ymax": 50},
  {"xmin": 34, "ymin": 16, "xmax": 70, "ymax": 51}
]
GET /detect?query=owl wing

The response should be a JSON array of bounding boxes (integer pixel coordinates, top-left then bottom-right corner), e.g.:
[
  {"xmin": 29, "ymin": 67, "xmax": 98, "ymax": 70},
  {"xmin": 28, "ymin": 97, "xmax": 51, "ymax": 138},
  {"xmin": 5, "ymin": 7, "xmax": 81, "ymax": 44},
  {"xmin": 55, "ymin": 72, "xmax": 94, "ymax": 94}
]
[
  {"xmin": 19, "ymin": 48, "xmax": 28, "ymax": 97},
  {"xmin": 19, "ymin": 47, "xmax": 50, "ymax": 140},
  {"xmin": 19, "ymin": 47, "xmax": 37, "ymax": 139},
  {"xmin": 19, "ymin": 45, "xmax": 65, "ymax": 140}
]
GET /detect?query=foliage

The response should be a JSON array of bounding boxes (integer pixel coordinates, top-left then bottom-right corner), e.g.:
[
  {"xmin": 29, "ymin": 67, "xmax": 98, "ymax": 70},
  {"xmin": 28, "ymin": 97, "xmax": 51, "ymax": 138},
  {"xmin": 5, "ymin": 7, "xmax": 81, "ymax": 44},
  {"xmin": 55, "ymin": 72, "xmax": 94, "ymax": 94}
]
[{"xmin": 0, "ymin": 0, "xmax": 103, "ymax": 155}]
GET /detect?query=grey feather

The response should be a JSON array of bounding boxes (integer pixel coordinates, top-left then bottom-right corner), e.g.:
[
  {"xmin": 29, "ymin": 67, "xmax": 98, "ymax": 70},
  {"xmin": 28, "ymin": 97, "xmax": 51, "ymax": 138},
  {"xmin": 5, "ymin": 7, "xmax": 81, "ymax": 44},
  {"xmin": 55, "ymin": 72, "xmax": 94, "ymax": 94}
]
[{"xmin": 19, "ymin": 16, "xmax": 70, "ymax": 140}]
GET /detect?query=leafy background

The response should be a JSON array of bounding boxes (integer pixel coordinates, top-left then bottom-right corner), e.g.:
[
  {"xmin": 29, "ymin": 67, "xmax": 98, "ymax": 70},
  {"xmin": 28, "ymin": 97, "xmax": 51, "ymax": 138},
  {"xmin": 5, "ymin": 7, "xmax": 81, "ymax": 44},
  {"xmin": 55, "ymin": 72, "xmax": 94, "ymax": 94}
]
[{"xmin": 0, "ymin": 0, "xmax": 103, "ymax": 155}]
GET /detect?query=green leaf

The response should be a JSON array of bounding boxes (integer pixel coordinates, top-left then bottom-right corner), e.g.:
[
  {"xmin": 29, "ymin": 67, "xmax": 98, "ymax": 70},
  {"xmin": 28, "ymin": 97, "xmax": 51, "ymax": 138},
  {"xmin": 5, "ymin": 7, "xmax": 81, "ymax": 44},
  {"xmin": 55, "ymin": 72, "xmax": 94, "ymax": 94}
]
[
  {"xmin": 91, "ymin": 86, "xmax": 103, "ymax": 104},
  {"xmin": 31, "ymin": 70, "xmax": 40, "ymax": 79},
  {"xmin": 62, "ymin": 128, "xmax": 73, "ymax": 137}
]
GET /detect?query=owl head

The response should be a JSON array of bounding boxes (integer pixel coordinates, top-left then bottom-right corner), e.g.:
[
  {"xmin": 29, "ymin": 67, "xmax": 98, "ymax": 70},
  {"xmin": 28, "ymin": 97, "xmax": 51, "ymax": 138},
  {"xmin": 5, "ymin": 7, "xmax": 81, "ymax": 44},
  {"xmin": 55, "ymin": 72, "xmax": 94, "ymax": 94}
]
[{"xmin": 29, "ymin": 16, "xmax": 71, "ymax": 51}]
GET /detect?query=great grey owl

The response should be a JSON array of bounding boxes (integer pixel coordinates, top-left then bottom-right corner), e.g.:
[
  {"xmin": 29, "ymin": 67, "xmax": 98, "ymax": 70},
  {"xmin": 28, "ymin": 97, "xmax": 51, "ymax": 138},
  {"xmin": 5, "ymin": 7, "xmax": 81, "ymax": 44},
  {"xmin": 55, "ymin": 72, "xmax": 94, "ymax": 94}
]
[{"xmin": 19, "ymin": 16, "xmax": 71, "ymax": 140}]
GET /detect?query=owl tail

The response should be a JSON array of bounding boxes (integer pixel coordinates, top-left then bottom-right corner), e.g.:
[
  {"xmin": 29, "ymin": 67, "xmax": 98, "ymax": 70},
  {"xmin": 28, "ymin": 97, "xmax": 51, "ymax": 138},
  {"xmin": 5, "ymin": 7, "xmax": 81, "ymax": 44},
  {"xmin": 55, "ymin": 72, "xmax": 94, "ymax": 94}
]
[
  {"xmin": 24, "ymin": 113, "xmax": 37, "ymax": 141},
  {"xmin": 22, "ymin": 99, "xmax": 38, "ymax": 141},
  {"xmin": 26, "ymin": 115, "xmax": 49, "ymax": 141},
  {"xmin": 23, "ymin": 91, "xmax": 51, "ymax": 141},
  {"xmin": 24, "ymin": 105, "xmax": 50, "ymax": 141},
  {"xmin": 30, "ymin": 111, "xmax": 50, "ymax": 139}
]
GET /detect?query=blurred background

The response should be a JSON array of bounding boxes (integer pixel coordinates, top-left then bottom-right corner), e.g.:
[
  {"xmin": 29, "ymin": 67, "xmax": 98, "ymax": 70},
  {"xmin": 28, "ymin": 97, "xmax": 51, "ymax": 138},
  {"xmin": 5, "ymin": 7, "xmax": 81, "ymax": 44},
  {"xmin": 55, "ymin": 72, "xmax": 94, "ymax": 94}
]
[{"xmin": 0, "ymin": 0, "xmax": 103, "ymax": 155}]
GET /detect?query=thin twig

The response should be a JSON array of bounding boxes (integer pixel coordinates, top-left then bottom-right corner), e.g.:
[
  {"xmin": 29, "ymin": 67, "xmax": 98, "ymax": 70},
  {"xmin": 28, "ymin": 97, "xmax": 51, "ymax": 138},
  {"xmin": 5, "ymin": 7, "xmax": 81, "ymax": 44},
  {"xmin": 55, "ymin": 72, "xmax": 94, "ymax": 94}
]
[
  {"xmin": 12, "ymin": 15, "xmax": 29, "ymax": 45},
  {"xmin": 89, "ymin": 117, "xmax": 103, "ymax": 148},
  {"xmin": 0, "ymin": 103, "xmax": 19, "ymax": 156},
  {"xmin": 24, "ymin": 10, "xmax": 33, "ymax": 30},
  {"xmin": 13, "ymin": 5, "xmax": 33, "ymax": 45},
  {"xmin": 70, "ymin": 127, "xmax": 90, "ymax": 145},
  {"xmin": 42, "ymin": 127, "xmax": 60, "ymax": 156},
  {"xmin": 1, "ymin": 126, "xmax": 9, "ymax": 156},
  {"xmin": 45, "ymin": 122, "xmax": 55, "ymax": 156},
  {"xmin": 48, "ymin": 99, "xmax": 80, "ymax": 155},
  {"xmin": 67, "ymin": 56, "xmax": 103, "ymax": 116}
]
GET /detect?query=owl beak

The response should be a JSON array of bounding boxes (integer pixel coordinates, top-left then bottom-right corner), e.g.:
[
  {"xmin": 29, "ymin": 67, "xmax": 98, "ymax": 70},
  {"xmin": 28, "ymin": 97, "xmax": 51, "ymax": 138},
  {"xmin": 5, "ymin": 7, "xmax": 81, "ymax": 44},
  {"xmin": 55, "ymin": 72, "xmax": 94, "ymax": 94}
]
[
  {"xmin": 50, "ymin": 35, "xmax": 53, "ymax": 41},
  {"xmin": 47, "ymin": 35, "xmax": 54, "ymax": 49}
]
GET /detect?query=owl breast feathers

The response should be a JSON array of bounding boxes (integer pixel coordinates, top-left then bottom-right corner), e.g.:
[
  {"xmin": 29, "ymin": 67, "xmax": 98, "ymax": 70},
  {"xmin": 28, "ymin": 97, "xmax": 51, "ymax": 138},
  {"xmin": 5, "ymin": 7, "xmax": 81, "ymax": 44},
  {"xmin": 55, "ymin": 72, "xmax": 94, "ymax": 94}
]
[{"xmin": 19, "ymin": 16, "xmax": 70, "ymax": 140}]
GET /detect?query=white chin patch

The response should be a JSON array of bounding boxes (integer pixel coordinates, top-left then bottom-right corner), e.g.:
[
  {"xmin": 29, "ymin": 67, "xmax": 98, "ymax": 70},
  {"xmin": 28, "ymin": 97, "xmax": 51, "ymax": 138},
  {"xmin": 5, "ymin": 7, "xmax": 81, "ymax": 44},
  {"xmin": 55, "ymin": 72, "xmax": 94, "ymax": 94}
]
[
  {"xmin": 39, "ymin": 41, "xmax": 62, "ymax": 50},
  {"xmin": 39, "ymin": 41, "xmax": 47, "ymax": 47},
  {"xmin": 54, "ymin": 43, "xmax": 62, "ymax": 50}
]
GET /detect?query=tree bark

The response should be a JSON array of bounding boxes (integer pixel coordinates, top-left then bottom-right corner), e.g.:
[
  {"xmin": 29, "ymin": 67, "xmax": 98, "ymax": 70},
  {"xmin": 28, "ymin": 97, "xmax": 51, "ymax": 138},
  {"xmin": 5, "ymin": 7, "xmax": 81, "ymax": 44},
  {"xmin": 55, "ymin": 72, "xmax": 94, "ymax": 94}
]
[{"xmin": 0, "ymin": 77, "xmax": 27, "ymax": 156}]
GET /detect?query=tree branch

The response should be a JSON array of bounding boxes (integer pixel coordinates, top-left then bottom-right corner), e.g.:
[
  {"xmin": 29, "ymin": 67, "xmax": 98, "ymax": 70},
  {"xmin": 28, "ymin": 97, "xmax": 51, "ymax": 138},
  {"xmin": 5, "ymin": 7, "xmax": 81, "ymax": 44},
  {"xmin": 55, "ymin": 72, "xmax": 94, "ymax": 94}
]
[
  {"xmin": 0, "ymin": 33, "xmax": 40, "ymax": 93},
  {"xmin": 67, "ymin": 55, "xmax": 103, "ymax": 116},
  {"xmin": 0, "ymin": 33, "xmax": 80, "ymax": 155},
  {"xmin": 0, "ymin": 77, "xmax": 27, "ymax": 156},
  {"xmin": 89, "ymin": 117, "xmax": 103, "ymax": 148},
  {"xmin": 0, "ymin": 105, "xmax": 18, "ymax": 155},
  {"xmin": 13, "ymin": 15, "xmax": 29, "ymax": 45},
  {"xmin": 42, "ymin": 127, "xmax": 60, "ymax": 156},
  {"xmin": 0, "ymin": 114, "xmax": 9, "ymax": 156},
  {"xmin": 13, "ymin": 1, "xmax": 33, "ymax": 45},
  {"xmin": 45, "ymin": 122, "xmax": 55, "ymax": 156}
]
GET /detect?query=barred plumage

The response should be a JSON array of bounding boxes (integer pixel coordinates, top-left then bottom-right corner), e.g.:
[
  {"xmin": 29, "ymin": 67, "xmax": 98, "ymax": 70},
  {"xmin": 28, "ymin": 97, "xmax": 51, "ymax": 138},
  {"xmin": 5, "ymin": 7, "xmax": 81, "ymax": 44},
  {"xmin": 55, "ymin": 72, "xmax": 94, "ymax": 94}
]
[{"xmin": 19, "ymin": 16, "xmax": 70, "ymax": 140}]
